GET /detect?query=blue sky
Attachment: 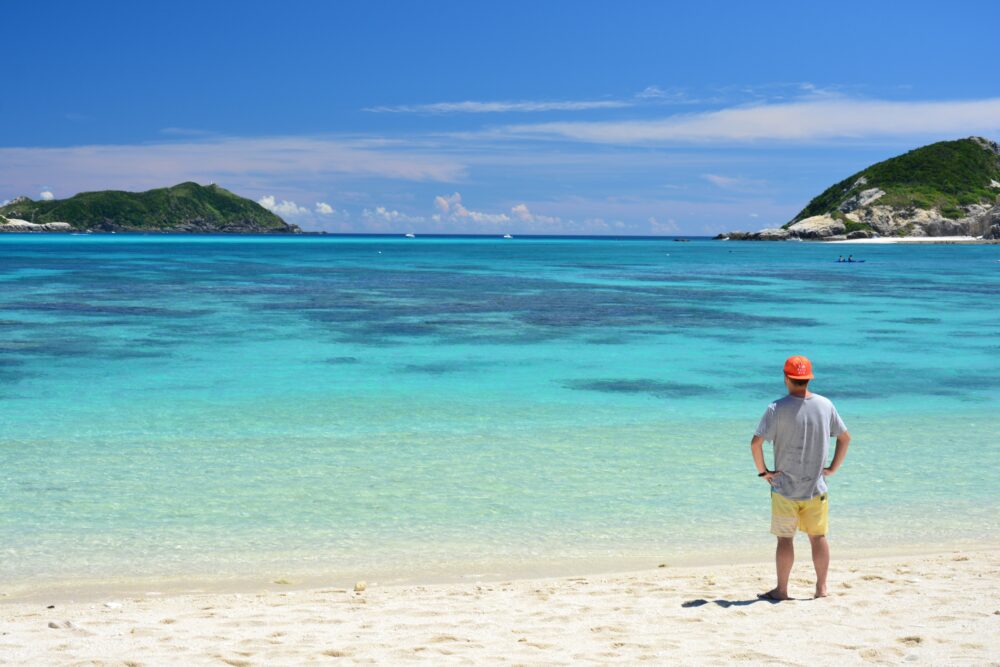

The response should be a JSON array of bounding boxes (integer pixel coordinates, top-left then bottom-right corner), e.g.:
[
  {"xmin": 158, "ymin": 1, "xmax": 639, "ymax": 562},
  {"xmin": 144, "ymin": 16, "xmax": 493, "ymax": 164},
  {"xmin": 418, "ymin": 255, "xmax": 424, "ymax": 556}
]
[{"xmin": 4, "ymin": 0, "xmax": 1000, "ymax": 234}]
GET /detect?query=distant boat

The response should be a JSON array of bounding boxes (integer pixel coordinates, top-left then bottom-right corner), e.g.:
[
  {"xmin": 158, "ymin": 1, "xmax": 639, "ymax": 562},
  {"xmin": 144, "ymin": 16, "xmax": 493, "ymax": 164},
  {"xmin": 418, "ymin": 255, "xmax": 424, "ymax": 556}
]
[
  {"xmin": 405, "ymin": 233, "xmax": 415, "ymax": 238},
  {"xmin": 503, "ymin": 234, "xmax": 513, "ymax": 239}
]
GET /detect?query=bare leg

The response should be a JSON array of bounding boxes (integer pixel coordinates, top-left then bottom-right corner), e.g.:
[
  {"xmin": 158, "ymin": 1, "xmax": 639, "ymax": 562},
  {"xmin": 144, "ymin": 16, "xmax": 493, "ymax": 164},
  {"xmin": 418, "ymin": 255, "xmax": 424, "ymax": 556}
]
[
  {"xmin": 762, "ymin": 536, "xmax": 794, "ymax": 600},
  {"xmin": 809, "ymin": 534, "xmax": 830, "ymax": 598}
]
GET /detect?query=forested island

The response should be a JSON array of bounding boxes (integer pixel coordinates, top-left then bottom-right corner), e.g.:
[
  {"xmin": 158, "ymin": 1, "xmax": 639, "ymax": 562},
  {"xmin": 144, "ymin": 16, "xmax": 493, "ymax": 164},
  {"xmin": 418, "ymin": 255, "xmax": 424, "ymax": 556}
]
[
  {"xmin": 718, "ymin": 137, "xmax": 1000, "ymax": 241},
  {"xmin": 0, "ymin": 182, "xmax": 298, "ymax": 233}
]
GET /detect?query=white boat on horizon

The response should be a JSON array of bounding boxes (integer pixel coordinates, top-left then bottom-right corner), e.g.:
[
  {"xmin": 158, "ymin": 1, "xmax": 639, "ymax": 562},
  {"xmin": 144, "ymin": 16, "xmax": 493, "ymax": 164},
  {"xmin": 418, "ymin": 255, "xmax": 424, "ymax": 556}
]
[
  {"xmin": 503, "ymin": 234, "xmax": 513, "ymax": 239},
  {"xmin": 405, "ymin": 233, "xmax": 415, "ymax": 238}
]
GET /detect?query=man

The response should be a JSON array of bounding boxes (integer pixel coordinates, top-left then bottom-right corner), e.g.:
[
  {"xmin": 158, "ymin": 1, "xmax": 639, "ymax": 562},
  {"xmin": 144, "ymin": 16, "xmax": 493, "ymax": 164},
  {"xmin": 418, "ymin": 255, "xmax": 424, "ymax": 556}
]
[{"xmin": 750, "ymin": 355, "xmax": 850, "ymax": 601}]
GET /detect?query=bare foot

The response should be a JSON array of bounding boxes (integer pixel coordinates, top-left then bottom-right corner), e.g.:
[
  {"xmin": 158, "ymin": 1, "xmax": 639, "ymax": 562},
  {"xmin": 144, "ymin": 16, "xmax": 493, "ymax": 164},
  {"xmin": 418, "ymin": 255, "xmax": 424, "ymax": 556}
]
[
  {"xmin": 758, "ymin": 588, "xmax": 789, "ymax": 602},
  {"xmin": 814, "ymin": 587, "xmax": 829, "ymax": 599}
]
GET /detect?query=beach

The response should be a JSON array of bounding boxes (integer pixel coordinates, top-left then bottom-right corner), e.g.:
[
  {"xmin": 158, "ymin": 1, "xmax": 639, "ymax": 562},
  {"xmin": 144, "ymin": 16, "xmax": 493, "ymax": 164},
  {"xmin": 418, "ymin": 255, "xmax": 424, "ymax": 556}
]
[
  {"xmin": 826, "ymin": 235, "xmax": 989, "ymax": 244},
  {"xmin": 3, "ymin": 236, "xmax": 999, "ymax": 664},
  {"xmin": 2, "ymin": 549, "xmax": 997, "ymax": 665}
]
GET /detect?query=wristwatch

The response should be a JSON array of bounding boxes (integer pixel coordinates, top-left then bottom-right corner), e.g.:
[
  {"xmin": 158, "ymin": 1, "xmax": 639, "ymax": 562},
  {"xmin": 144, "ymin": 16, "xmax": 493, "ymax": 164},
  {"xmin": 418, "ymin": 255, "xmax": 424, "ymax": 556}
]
[{"xmin": 757, "ymin": 470, "xmax": 769, "ymax": 477}]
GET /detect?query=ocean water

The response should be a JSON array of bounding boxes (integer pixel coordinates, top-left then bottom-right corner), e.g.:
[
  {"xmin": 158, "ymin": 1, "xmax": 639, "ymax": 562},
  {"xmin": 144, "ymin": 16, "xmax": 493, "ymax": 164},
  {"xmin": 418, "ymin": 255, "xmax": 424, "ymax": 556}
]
[{"xmin": 2, "ymin": 235, "xmax": 999, "ymax": 589}]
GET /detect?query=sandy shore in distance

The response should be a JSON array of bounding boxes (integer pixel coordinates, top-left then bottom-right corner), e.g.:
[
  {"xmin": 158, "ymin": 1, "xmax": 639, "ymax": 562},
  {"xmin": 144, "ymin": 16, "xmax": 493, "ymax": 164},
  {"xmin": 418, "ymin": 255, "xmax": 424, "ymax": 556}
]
[
  {"xmin": 1, "ymin": 550, "xmax": 997, "ymax": 665},
  {"xmin": 827, "ymin": 235, "xmax": 986, "ymax": 244}
]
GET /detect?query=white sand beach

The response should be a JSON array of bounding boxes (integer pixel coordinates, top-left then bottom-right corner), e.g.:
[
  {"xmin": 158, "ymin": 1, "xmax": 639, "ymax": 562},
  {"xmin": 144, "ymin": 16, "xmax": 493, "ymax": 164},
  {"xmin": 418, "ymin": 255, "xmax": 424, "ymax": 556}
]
[
  {"xmin": 827, "ymin": 235, "xmax": 985, "ymax": 244},
  {"xmin": 2, "ymin": 549, "xmax": 997, "ymax": 665}
]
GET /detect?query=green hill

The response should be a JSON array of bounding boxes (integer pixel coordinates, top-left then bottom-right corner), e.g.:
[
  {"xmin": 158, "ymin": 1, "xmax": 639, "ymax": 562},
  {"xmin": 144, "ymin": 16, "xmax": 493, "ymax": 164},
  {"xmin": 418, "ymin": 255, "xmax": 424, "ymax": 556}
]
[
  {"xmin": 0, "ymin": 182, "xmax": 297, "ymax": 233},
  {"xmin": 790, "ymin": 137, "xmax": 1000, "ymax": 224}
]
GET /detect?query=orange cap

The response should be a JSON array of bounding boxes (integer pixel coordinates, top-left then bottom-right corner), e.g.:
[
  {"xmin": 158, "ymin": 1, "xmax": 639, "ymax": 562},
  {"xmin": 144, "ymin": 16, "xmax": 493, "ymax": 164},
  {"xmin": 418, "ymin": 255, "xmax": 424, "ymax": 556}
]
[{"xmin": 783, "ymin": 355, "xmax": 814, "ymax": 380}]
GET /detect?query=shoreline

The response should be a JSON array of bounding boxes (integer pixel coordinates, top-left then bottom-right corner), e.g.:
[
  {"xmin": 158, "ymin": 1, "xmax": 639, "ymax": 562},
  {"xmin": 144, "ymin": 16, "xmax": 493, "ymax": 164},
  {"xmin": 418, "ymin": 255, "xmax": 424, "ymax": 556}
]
[
  {"xmin": 824, "ymin": 235, "xmax": 993, "ymax": 244},
  {"xmin": 3, "ymin": 548, "xmax": 997, "ymax": 664},
  {"xmin": 4, "ymin": 539, "xmax": 995, "ymax": 605}
]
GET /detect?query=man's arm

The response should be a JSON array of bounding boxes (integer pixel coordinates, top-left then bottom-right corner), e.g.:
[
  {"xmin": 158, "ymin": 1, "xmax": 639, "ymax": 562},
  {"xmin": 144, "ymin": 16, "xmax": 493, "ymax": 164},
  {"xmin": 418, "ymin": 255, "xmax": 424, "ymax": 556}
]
[
  {"xmin": 823, "ymin": 431, "xmax": 851, "ymax": 476},
  {"xmin": 750, "ymin": 435, "xmax": 780, "ymax": 486}
]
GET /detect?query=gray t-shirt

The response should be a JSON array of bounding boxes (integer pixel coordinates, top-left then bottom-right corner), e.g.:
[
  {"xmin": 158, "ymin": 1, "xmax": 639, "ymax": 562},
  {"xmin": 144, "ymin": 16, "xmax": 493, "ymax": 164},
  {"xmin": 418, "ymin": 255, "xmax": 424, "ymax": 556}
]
[{"xmin": 755, "ymin": 393, "xmax": 847, "ymax": 500}]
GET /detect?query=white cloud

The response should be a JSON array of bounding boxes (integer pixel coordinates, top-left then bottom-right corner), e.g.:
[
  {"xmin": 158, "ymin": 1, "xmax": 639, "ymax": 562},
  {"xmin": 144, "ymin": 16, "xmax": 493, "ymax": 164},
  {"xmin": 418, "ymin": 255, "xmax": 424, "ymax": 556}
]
[
  {"xmin": 702, "ymin": 174, "xmax": 768, "ymax": 191},
  {"xmin": 510, "ymin": 203, "xmax": 531, "ymax": 221},
  {"xmin": 434, "ymin": 193, "xmax": 459, "ymax": 215},
  {"xmin": 505, "ymin": 97, "xmax": 1000, "ymax": 144},
  {"xmin": 365, "ymin": 99, "xmax": 629, "ymax": 114},
  {"xmin": 510, "ymin": 202, "xmax": 560, "ymax": 224},
  {"xmin": 702, "ymin": 174, "xmax": 741, "ymax": 188},
  {"xmin": 637, "ymin": 86, "xmax": 667, "ymax": 99},
  {"xmin": 362, "ymin": 206, "xmax": 425, "ymax": 224},
  {"xmin": 258, "ymin": 195, "xmax": 309, "ymax": 216},
  {"xmin": 39, "ymin": 190, "xmax": 55, "ymax": 200},
  {"xmin": 431, "ymin": 194, "xmax": 563, "ymax": 229},
  {"xmin": 432, "ymin": 192, "xmax": 510, "ymax": 224},
  {"xmin": 315, "ymin": 202, "xmax": 334, "ymax": 215}
]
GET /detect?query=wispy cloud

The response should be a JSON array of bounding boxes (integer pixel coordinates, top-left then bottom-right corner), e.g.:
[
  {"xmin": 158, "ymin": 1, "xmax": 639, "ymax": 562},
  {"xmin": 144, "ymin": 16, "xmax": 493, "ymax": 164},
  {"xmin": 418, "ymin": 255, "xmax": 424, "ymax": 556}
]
[
  {"xmin": 315, "ymin": 201, "xmax": 334, "ymax": 215},
  {"xmin": 633, "ymin": 86, "xmax": 710, "ymax": 105},
  {"xmin": 701, "ymin": 174, "xmax": 767, "ymax": 190},
  {"xmin": 505, "ymin": 97, "xmax": 1000, "ymax": 144},
  {"xmin": 0, "ymin": 135, "xmax": 466, "ymax": 197},
  {"xmin": 365, "ymin": 99, "xmax": 629, "ymax": 114},
  {"xmin": 636, "ymin": 86, "xmax": 668, "ymax": 100}
]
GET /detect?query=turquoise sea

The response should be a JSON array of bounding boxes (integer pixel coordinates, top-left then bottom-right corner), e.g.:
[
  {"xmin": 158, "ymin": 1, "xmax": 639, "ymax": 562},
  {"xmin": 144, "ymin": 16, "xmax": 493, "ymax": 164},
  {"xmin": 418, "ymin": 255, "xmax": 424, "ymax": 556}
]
[{"xmin": 2, "ymin": 235, "xmax": 999, "ymax": 590}]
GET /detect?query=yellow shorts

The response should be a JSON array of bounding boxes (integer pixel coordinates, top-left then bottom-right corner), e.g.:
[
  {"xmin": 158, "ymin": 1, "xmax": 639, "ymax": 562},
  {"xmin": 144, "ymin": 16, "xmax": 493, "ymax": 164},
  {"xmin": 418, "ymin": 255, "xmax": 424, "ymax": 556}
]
[{"xmin": 770, "ymin": 491, "xmax": 828, "ymax": 537}]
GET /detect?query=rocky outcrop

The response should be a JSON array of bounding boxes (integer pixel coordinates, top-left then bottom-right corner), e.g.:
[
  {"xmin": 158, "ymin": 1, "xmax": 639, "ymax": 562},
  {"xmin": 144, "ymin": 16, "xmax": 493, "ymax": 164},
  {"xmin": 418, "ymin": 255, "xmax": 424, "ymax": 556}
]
[
  {"xmin": 719, "ymin": 201, "xmax": 1000, "ymax": 241},
  {"xmin": 966, "ymin": 203, "xmax": 1000, "ymax": 236},
  {"xmin": 841, "ymin": 201, "xmax": 1000, "ymax": 238},
  {"xmin": 718, "ymin": 137, "xmax": 1000, "ymax": 241},
  {"xmin": 0, "ymin": 218, "xmax": 73, "ymax": 232},
  {"xmin": 757, "ymin": 227, "xmax": 791, "ymax": 240},
  {"xmin": 714, "ymin": 229, "xmax": 787, "ymax": 241},
  {"xmin": 839, "ymin": 187, "xmax": 885, "ymax": 213},
  {"xmin": 786, "ymin": 214, "xmax": 846, "ymax": 239}
]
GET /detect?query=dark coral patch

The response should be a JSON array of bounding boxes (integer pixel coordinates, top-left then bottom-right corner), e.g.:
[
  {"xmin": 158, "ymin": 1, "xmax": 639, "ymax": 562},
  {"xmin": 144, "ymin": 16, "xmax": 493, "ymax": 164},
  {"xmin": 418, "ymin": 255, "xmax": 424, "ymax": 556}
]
[{"xmin": 565, "ymin": 378, "xmax": 711, "ymax": 398}]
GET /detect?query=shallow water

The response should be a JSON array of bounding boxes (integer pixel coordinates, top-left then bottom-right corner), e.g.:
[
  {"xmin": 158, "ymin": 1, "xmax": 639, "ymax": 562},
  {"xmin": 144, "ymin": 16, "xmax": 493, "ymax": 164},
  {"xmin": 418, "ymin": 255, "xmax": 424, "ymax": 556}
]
[{"xmin": 2, "ymin": 235, "xmax": 998, "ymax": 586}]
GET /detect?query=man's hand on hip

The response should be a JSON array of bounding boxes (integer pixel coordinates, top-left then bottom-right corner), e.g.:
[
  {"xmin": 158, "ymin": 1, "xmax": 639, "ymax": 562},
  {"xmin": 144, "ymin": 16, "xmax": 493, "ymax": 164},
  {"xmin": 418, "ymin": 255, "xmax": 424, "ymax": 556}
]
[{"xmin": 761, "ymin": 471, "xmax": 781, "ymax": 486}]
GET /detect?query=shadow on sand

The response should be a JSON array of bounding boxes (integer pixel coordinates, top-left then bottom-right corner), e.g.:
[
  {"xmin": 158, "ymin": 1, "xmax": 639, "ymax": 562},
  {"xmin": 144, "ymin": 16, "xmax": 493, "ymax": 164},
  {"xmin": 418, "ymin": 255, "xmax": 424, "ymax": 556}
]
[{"xmin": 681, "ymin": 597, "xmax": 786, "ymax": 608}]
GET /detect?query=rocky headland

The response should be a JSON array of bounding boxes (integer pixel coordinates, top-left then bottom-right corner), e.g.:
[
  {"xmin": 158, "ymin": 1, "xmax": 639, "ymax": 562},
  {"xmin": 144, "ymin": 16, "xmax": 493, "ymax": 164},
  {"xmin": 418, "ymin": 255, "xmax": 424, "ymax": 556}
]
[
  {"xmin": 717, "ymin": 137, "xmax": 1000, "ymax": 241},
  {"xmin": 0, "ymin": 182, "xmax": 299, "ymax": 234}
]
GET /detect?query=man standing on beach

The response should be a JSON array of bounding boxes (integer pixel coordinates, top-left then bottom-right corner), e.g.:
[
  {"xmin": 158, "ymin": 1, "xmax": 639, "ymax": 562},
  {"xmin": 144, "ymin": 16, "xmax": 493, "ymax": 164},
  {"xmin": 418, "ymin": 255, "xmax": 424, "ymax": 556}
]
[{"xmin": 750, "ymin": 356, "xmax": 851, "ymax": 600}]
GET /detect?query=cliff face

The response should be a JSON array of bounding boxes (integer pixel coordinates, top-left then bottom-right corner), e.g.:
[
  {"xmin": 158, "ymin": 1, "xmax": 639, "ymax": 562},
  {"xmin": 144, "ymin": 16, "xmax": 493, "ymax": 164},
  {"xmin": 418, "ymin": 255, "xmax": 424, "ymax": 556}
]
[
  {"xmin": 0, "ymin": 182, "xmax": 300, "ymax": 233},
  {"xmin": 719, "ymin": 137, "xmax": 1000, "ymax": 240}
]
